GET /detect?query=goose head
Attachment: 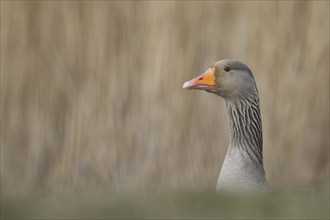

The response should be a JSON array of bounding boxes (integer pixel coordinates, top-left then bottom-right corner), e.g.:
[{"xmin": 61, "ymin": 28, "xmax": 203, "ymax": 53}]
[{"xmin": 183, "ymin": 59, "xmax": 258, "ymax": 99}]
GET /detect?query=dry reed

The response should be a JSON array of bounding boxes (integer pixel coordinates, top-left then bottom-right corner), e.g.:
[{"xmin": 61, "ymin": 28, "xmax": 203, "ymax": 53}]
[{"xmin": 1, "ymin": 1, "xmax": 329, "ymax": 192}]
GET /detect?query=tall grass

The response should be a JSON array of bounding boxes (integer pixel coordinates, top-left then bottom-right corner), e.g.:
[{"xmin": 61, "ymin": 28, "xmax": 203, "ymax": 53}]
[{"xmin": 1, "ymin": 1, "xmax": 329, "ymax": 194}]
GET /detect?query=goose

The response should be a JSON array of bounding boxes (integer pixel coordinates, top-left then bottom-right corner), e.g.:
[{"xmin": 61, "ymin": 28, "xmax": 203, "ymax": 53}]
[{"xmin": 183, "ymin": 59, "xmax": 267, "ymax": 192}]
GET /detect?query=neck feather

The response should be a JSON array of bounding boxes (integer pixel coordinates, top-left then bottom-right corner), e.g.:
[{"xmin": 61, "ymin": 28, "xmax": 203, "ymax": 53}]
[{"xmin": 226, "ymin": 94, "xmax": 263, "ymax": 165}]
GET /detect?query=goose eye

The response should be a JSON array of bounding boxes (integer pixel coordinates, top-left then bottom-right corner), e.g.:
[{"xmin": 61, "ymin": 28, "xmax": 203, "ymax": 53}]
[{"xmin": 224, "ymin": 66, "xmax": 231, "ymax": 72}]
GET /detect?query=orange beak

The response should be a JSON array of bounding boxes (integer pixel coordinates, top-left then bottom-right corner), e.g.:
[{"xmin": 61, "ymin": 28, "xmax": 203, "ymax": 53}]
[{"xmin": 183, "ymin": 67, "xmax": 216, "ymax": 90}]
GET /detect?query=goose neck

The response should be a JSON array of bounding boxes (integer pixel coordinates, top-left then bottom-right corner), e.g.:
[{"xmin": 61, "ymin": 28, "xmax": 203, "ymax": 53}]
[{"xmin": 225, "ymin": 95, "xmax": 263, "ymax": 164}]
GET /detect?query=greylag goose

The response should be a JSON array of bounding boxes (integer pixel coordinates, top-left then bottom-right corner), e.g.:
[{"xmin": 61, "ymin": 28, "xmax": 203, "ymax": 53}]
[{"xmin": 183, "ymin": 59, "xmax": 267, "ymax": 192}]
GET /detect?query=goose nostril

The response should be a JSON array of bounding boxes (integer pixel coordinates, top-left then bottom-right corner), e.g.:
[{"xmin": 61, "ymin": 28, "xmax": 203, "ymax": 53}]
[{"xmin": 198, "ymin": 77, "xmax": 204, "ymax": 80}]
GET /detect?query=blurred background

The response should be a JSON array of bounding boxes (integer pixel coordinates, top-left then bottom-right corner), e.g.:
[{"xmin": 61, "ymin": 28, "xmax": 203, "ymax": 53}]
[{"xmin": 1, "ymin": 0, "xmax": 329, "ymax": 198}]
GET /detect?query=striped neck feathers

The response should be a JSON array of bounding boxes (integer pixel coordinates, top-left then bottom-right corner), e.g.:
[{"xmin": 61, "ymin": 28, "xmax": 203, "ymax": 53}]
[{"xmin": 225, "ymin": 94, "xmax": 263, "ymax": 165}]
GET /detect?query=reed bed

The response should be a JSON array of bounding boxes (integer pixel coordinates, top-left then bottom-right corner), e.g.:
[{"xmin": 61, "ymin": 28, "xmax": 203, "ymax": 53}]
[{"xmin": 1, "ymin": 1, "xmax": 329, "ymax": 195}]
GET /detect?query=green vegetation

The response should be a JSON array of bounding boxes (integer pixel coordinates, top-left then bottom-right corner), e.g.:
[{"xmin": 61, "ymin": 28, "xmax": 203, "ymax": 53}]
[{"xmin": 2, "ymin": 189, "xmax": 329, "ymax": 219}]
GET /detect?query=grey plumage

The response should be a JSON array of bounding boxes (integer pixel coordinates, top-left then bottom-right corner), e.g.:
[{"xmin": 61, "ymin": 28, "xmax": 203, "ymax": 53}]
[
  {"xmin": 217, "ymin": 94, "xmax": 267, "ymax": 192},
  {"xmin": 183, "ymin": 59, "xmax": 268, "ymax": 192},
  {"xmin": 227, "ymin": 95, "xmax": 263, "ymax": 165}
]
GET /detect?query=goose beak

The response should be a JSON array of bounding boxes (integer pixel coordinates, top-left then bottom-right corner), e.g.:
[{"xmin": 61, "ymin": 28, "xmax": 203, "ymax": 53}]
[{"xmin": 183, "ymin": 67, "xmax": 216, "ymax": 90}]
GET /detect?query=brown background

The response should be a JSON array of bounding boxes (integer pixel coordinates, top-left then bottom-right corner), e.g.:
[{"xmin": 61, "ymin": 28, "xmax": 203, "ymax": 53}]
[{"xmin": 1, "ymin": 1, "xmax": 329, "ymax": 193}]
